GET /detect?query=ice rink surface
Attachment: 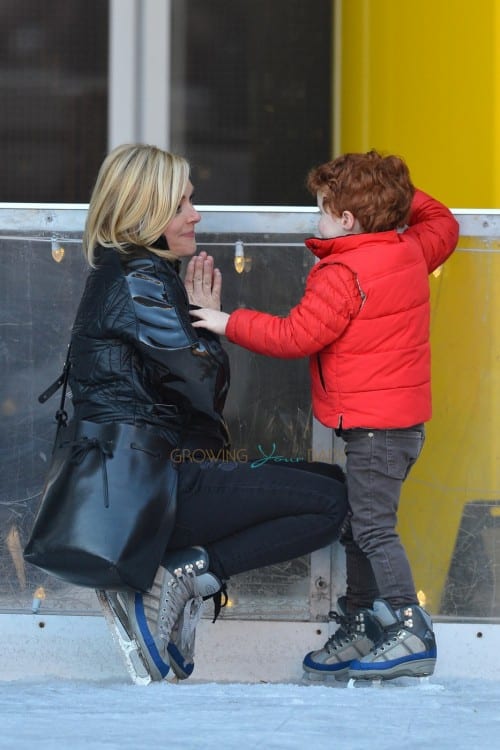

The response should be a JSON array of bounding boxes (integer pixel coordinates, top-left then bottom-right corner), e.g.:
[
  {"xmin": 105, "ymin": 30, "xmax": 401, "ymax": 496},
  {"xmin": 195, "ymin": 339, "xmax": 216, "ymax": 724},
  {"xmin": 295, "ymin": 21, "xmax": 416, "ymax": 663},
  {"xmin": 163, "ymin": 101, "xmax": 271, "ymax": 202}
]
[{"xmin": 1, "ymin": 676, "xmax": 499, "ymax": 750}]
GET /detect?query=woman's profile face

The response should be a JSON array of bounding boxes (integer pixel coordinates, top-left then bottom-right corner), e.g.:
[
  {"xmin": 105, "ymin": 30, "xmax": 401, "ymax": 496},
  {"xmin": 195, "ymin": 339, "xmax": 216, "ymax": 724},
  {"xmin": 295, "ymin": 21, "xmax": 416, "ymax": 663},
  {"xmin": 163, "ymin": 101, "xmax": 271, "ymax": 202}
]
[{"xmin": 163, "ymin": 181, "xmax": 201, "ymax": 257}]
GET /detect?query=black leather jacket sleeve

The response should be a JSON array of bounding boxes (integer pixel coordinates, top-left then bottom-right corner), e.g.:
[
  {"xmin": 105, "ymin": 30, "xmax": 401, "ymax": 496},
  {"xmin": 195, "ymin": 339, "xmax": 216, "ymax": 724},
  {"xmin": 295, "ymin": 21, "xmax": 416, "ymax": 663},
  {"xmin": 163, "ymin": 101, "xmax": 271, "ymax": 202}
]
[
  {"xmin": 125, "ymin": 266, "xmax": 195, "ymax": 352},
  {"xmin": 123, "ymin": 257, "xmax": 230, "ymax": 431},
  {"xmin": 69, "ymin": 249, "xmax": 230, "ymax": 447}
]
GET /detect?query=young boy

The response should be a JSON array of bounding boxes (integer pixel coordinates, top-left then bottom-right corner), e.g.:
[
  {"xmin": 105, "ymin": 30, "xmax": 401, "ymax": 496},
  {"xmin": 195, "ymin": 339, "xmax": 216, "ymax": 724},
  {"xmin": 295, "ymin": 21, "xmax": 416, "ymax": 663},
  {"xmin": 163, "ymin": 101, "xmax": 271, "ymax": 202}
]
[{"xmin": 191, "ymin": 150, "xmax": 459, "ymax": 681}]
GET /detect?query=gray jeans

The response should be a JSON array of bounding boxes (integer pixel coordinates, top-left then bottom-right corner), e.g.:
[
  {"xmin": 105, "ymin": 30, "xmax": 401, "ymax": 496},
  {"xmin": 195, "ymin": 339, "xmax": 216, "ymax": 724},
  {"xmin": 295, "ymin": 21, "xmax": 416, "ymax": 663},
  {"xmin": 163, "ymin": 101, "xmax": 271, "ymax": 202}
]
[{"xmin": 337, "ymin": 424, "xmax": 425, "ymax": 610}]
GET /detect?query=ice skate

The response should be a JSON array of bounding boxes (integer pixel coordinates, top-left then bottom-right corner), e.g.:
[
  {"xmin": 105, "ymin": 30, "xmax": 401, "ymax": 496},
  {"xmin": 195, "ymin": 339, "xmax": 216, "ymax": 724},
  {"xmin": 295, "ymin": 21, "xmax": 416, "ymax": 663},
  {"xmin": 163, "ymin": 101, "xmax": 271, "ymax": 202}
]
[
  {"xmin": 99, "ymin": 548, "xmax": 225, "ymax": 684},
  {"xmin": 348, "ymin": 599, "xmax": 437, "ymax": 684},
  {"xmin": 162, "ymin": 546, "xmax": 225, "ymax": 680},
  {"xmin": 303, "ymin": 597, "xmax": 383, "ymax": 680},
  {"xmin": 100, "ymin": 563, "xmax": 199, "ymax": 683},
  {"xmin": 96, "ymin": 589, "xmax": 166, "ymax": 686}
]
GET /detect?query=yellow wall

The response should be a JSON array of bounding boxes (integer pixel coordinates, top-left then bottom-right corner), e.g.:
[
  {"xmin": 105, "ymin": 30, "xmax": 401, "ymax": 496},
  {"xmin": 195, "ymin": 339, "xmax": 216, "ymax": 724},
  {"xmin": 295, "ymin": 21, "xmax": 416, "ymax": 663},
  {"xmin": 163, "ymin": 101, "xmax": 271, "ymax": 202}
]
[
  {"xmin": 337, "ymin": 0, "xmax": 500, "ymax": 614},
  {"xmin": 404, "ymin": 240, "xmax": 500, "ymax": 613},
  {"xmin": 337, "ymin": 0, "xmax": 500, "ymax": 208}
]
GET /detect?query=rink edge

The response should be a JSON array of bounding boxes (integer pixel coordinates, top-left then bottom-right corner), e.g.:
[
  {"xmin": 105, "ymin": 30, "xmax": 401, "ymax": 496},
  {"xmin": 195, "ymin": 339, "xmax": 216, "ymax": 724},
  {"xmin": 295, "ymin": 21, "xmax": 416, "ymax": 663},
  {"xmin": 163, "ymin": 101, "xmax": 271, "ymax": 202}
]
[{"xmin": 1, "ymin": 615, "xmax": 498, "ymax": 682}]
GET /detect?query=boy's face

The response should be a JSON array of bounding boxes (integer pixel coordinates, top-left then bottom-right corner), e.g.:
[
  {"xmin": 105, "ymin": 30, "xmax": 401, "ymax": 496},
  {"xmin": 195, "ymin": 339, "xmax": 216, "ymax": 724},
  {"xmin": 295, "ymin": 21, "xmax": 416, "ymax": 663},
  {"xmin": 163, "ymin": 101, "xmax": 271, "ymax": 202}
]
[
  {"xmin": 316, "ymin": 191, "xmax": 352, "ymax": 239},
  {"xmin": 316, "ymin": 190, "xmax": 364, "ymax": 240}
]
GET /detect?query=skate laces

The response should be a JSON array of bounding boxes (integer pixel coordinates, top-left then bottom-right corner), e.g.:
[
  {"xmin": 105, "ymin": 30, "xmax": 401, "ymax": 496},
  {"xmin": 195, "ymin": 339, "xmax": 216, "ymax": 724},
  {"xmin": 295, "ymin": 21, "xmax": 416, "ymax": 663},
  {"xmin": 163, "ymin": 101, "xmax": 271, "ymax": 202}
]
[
  {"xmin": 371, "ymin": 610, "xmax": 413, "ymax": 654},
  {"xmin": 159, "ymin": 571, "xmax": 197, "ymax": 643},
  {"xmin": 324, "ymin": 609, "xmax": 357, "ymax": 652},
  {"xmin": 370, "ymin": 624, "xmax": 401, "ymax": 654},
  {"xmin": 177, "ymin": 596, "xmax": 204, "ymax": 653}
]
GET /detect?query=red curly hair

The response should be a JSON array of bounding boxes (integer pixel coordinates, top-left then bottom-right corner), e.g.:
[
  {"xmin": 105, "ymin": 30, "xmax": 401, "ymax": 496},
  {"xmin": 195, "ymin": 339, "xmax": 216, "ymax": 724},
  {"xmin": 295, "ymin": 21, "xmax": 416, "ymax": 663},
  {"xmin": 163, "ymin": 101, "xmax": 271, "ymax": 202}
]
[{"xmin": 306, "ymin": 150, "xmax": 415, "ymax": 233}]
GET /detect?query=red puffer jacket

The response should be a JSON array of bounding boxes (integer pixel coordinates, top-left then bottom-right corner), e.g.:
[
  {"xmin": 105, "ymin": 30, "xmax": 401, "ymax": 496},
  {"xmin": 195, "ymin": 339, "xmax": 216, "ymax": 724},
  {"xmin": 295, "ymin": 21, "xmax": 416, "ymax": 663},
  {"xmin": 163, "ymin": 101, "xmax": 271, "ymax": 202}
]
[{"xmin": 226, "ymin": 190, "xmax": 459, "ymax": 429}]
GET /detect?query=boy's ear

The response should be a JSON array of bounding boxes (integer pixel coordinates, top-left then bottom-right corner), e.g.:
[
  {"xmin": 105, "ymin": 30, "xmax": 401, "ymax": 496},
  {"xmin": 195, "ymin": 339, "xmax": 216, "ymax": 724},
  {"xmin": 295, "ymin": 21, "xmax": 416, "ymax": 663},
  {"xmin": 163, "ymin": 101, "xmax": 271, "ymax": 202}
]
[{"xmin": 341, "ymin": 211, "xmax": 356, "ymax": 231}]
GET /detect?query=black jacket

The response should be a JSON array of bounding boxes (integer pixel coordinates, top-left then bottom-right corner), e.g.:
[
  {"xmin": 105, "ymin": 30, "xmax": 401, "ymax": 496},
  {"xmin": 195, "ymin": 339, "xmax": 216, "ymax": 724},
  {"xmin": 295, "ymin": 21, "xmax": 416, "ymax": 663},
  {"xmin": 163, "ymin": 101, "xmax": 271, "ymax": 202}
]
[{"xmin": 69, "ymin": 247, "xmax": 230, "ymax": 449}]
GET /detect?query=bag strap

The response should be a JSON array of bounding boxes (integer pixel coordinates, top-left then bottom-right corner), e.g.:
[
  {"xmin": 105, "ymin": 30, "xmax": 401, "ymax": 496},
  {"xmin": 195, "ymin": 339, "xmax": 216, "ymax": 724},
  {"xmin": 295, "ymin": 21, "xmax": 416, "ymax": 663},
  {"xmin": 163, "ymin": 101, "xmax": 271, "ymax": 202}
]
[{"xmin": 38, "ymin": 343, "xmax": 72, "ymax": 429}]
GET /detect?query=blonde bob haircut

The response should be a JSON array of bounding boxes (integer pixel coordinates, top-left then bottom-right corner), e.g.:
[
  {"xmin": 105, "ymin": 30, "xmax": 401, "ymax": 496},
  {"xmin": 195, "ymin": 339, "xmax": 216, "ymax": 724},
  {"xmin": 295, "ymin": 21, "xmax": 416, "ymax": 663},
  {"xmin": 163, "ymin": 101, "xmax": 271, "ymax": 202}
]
[{"xmin": 83, "ymin": 143, "xmax": 191, "ymax": 267}]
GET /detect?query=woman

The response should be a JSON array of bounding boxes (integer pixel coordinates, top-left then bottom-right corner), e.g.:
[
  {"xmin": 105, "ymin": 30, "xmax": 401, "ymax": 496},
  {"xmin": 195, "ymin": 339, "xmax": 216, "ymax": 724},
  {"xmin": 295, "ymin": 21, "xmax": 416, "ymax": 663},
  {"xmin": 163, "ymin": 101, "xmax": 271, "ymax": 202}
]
[{"xmin": 70, "ymin": 143, "xmax": 347, "ymax": 683}]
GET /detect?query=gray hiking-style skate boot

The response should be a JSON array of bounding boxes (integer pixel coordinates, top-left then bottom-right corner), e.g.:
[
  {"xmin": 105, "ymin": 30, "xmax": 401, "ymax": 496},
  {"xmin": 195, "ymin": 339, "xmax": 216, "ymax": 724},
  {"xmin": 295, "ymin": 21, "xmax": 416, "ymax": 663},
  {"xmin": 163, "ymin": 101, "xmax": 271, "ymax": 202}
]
[
  {"xmin": 303, "ymin": 597, "xmax": 383, "ymax": 679},
  {"xmin": 126, "ymin": 546, "xmax": 225, "ymax": 681},
  {"xmin": 163, "ymin": 546, "xmax": 226, "ymax": 679},
  {"xmin": 348, "ymin": 599, "xmax": 437, "ymax": 681},
  {"xmin": 96, "ymin": 547, "xmax": 226, "ymax": 685}
]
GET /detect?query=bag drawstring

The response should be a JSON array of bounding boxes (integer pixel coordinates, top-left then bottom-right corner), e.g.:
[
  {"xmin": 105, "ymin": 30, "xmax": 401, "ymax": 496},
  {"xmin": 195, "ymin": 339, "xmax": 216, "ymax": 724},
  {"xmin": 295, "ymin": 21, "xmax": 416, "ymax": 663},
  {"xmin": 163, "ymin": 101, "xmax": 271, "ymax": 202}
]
[{"xmin": 67, "ymin": 437, "xmax": 114, "ymax": 508}]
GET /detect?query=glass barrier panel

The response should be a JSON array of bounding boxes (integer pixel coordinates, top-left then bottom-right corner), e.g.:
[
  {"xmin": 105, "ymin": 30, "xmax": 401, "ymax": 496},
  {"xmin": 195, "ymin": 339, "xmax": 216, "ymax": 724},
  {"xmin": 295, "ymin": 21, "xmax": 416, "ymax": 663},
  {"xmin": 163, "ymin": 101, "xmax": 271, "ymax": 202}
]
[
  {"xmin": 0, "ymin": 207, "xmax": 318, "ymax": 618},
  {"xmin": 1, "ymin": 206, "xmax": 500, "ymax": 621},
  {"xmin": 398, "ymin": 216, "xmax": 500, "ymax": 620}
]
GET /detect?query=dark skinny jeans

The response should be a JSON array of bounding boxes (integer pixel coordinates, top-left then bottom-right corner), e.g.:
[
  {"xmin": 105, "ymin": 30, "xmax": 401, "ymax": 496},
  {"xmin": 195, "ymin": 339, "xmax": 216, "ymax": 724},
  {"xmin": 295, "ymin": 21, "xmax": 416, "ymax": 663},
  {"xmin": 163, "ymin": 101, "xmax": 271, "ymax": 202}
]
[
  {"xmin": 337, "ymin": 425, "xmax": 425, "ymax": 611},
  {"xmin": 165, "ymin": 459, "xmax": 348, "ymax": 581}
]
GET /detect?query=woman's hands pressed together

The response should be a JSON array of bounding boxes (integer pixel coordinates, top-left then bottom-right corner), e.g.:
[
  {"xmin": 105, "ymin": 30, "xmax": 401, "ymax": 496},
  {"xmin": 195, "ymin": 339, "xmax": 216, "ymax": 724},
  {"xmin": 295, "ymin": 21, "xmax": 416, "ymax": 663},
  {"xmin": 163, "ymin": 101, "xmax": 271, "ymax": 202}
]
[
  {"xmin": 184, "ymin": 251, "xmax": 222, "ymax": 310},
  {"xmin": 185, "ymin": 251, "xmax": 230, "ymax": 335}
]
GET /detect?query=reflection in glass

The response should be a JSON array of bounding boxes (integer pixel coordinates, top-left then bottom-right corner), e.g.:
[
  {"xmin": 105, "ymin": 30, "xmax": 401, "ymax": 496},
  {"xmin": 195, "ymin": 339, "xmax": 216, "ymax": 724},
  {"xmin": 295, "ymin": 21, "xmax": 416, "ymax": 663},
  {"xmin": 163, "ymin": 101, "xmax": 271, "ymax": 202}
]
[
  {"xmin": 0, "ymin": 0, "xmax": 108, "ymax": 202},
  {"xmin": 170, "ymin": 0, "xmax": 332, "ymax": 205}
]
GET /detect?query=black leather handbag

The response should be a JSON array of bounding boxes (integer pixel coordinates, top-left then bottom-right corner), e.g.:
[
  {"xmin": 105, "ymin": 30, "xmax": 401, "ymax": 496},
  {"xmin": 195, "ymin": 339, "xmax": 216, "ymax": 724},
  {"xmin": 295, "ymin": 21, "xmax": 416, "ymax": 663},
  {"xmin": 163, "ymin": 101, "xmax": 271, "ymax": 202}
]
[{"xmin": 23, "ymin": 347, "xmax": 177, "ymax": 592}]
